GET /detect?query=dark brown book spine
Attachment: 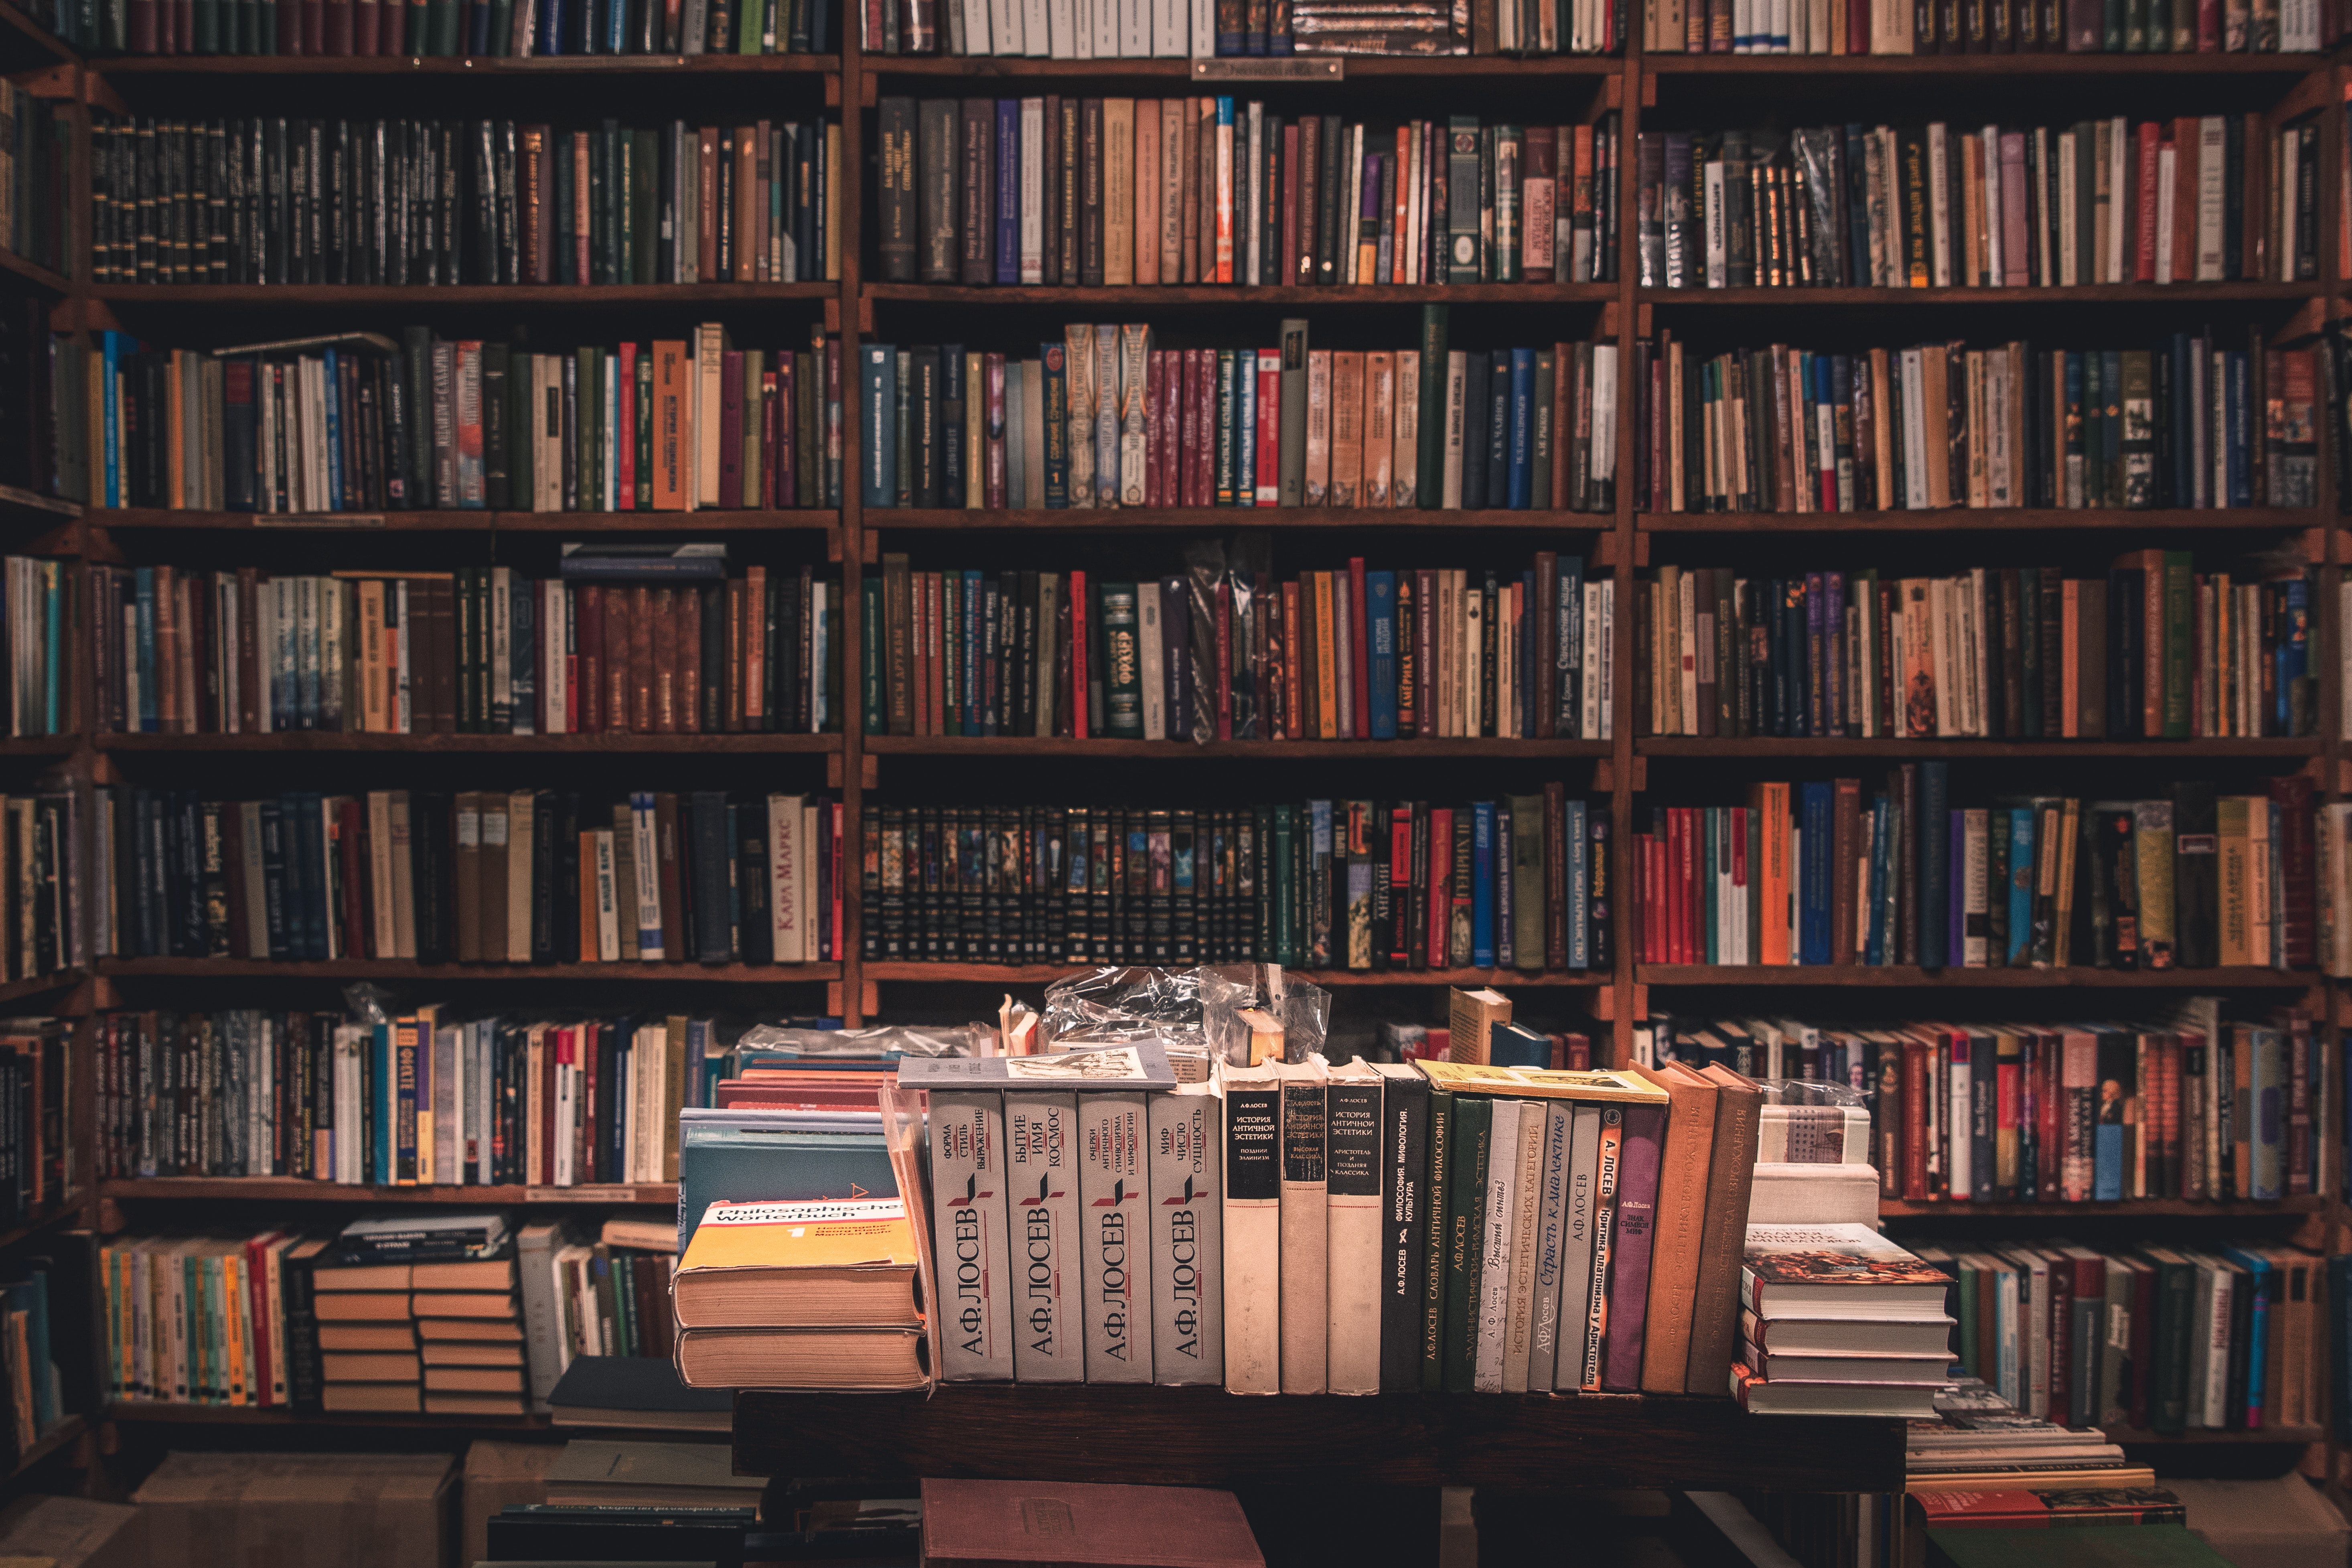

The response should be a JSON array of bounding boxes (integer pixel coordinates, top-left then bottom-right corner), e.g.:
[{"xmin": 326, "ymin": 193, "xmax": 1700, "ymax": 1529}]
[
  {"xmin": 1830, "ymin": 776, "xmax": 1859, "ymax": 966},
  {"xmin": 1058, "ymin": 97, "xmax": 1082, "ymax": 288},
  {"xmin": 1081, "ymin": 98, "xmax": 1105, "ymax": 288},
  {"xmin": 959, "ymin": 98, "xmax": 992, "ymax": 286},
  {"xmin": 655, "ymin": 791, "xmax": 685, "ymax": 962},
  {"xmin": 876, "ymin": 96, "xmax": 918, "ymax": 284},
  {"xmin": 1543, "ymin": 780, "xmax": 1567, "ymax": 971},
  {"xmin": 1683, "ymin": 1069, "xmax": 1761, "ymax": 1394}
]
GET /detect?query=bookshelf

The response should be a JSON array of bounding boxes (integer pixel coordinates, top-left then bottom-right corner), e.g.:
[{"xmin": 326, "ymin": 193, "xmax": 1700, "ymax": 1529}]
[{"xmin": 0, "ymin": 0, "xmax": 2329, "ymax": 1522}]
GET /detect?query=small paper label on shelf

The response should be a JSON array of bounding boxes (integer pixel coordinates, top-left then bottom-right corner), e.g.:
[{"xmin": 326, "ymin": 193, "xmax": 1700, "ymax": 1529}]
[{"xmin": 1192, "ymin": 58, "xmax": 1342, "ymax": 79}]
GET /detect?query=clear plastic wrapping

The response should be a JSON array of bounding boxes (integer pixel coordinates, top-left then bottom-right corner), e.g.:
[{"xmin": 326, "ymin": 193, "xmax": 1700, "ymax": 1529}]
[
  {"xmin": 1754, "ymin": 1078, "xmax": 1869, "ymax": 1108},
  {"xmin": 1197, "ymin": 964, "xmax": 1330, "ymax": 1067},
  {"xmin": 732, "ymin": 1022, "xmax": 993, "ymax": 1059}
]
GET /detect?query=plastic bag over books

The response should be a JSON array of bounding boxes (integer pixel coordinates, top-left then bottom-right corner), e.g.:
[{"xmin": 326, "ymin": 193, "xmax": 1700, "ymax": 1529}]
[
  {"xmin": 876, "ymin": 1076, "xmax": 944, "ymax": 1396},
  {"xmin": 1038, "ymin": 963, "xmax": 1330, "ymax": 1069},
  {"xmin": 1182, "ymin": 537, "xmax": 1269, "ymax": 743},
  {"xmin": 732, "ymin": 1022, "xmax": 996, "ymax": 1059}
]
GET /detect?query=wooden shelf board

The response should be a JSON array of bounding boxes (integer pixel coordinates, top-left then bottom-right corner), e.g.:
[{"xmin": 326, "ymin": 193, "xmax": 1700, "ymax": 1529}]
[
  {"xmin": 8, "ymin": 1414, "xmax": 87, "ymax": 1481},
  {"xmin": 864, "ymin": 961, "xmax": 1604, "ymax": 986},
  {"xmin": 0, "ymin": 486, "xmax": 79, "ymax": 519},
  {"xmin": 1640, "ymin": 507, "xmax": 2318, "ymax": 531},
  {"xmin": 2103, "ymin": 1424, "xmax": 2326, "ymax": 1444},
  {"xmin": 0, "ymin": 5, "xmax": 77, "ymax": 66},
  {"xmin": 0, "ymin": 736, "xmax": 80, "ymax": 757},
  {"xmin": 863, "ymin": 735, "xmax": 1610, "ymax": 757},
  {"xmin": 1640, "ymin": 737, "xmax": 2322, "ymax": 759},
  {"xmin": 103, "ymin": 1177, "xmax": 675, "ymax": 1204},
  {"xmin": 0, "ymin": 1203, "xmax": 88, "ymax": 1254},
  {"xmin": 864, "ymin": 52, "xmax": 1624, "ymax": 76},
  {"xmin": 0, "ymin": 247, "xmax": 68, "ymax": 296},
  {"xmin": 97, "ymin": 957, "xmax": 838, "ymax": 982},
  {"xmin": 1882, "ymin": 1197, "xmax": 2325, "ymax": 1218},
  {"xmin": 0, "ymin": 969, "xmax": 83, "ymax": 1008},
  {"xmin": 95, "ymin": 731, "xmax": 842, "ymax": 753},
  {"xmin": 1644, "ymin": 50, "xmax": 2323, "ymax": 72},
  {"xmin": 95, "ymin": 51, "xmax": 837, "ymax": 73},
  {"xmin": 91, "ymin": 282, "xmax": 832, "ymax": 305},
  {"xmin": 731, "ymin": 1384, "xmax": 1906, "ymax": 1491},
  {"xmin": 875, "ymin": 505, "xmax": 1608, "ymax": 530},
  {"xmin": 1644, "ymin": 283, "xmax": 2321, "ymax": 304},
  {"xmin": 103, "ymin": 1402, "xmax": 550, "ymax": 1429},
  {"xmin": 867, "ymin": 282, "xmax": 1615, "ymax": 304},
  {"xmin": 92, "ymin": 506, "xmax": 835, "ymax": 532},
  {"xmin": 1638, "ymin": 965, "xmax": 2313, "ymax": 987}
]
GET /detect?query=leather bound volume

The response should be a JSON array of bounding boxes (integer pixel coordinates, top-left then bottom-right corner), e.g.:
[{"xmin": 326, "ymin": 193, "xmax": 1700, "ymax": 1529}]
[
  {"xmin": 960, "ymin": 99, "xmax": 993, "ymax": 286},
  {"xmin": 2170, "ymin": 780, "xmax": 2218, "ymax": 969},
  {"xmin": 600, "ymin": 584, "xmax": 631, "ymax": 735},
  {"xmin": 650, "ymin": 587, "xmax": 679, "ymax": 734},
  {"xmin": 629, "ymin": 584, "xmax": 655, "ymax": 733},
  {"xmin": 1630, "ymin": 1061, "xmax": 1717, "ymax": 1394},
  {"xmin": 653, "ymin": 792, "xmax": 686, "ymax": 963},
  {"xmin": 1685, "ymin": 1064, "xmax": 1762, "ymax": 1394}
]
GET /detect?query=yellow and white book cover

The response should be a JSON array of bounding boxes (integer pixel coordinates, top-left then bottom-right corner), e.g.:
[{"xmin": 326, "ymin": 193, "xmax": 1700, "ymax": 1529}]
[
  {"xmin": 678, "ymin": 1198, "xmax": 919, "ymax": 1274},
  {"xmin": 1415, "ymin": 1061, "xmax": 1669, "ymax": 1104}
]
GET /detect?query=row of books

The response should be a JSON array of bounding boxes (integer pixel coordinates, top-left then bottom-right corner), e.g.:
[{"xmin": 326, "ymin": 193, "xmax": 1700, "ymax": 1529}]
[
  {"xmin": 1639, "ymin": 115, "xmax": 2311, "ymax": 291},
  {"xmin": 863, "ymin": 793, "xmax": 1607, "ymax": 971},
  {"xmin": 92, "ymin": 788, "xmax": 845, "ymax": 968},
  {"xmin": 0, "ymin": 558, "xmax": 70, "ymax": 738},
  {"xmin": 91, "ymin": 560, "xmax": 842, "ymax": 735},
  {"xmin": 80, "ymin": 0, "xmax": 834, "ymax": 56},
  {"xmin": 0, "ymin": 89, "xmax": 62, "ymax": 282},
  {"xmin": 1917, "ymin": 1240, "xmax": 2320, "ymax": 1433},
  {"xmin": 875, "ymin": 101, "xmax": 1619, "ymax": 289},
  {"xmin": 0, "ymin": 1019, "xmax": 63, "ymax": 1227},
  {"xmin": 0, "ymin": 1258, "xmax": 64, "ymax": 1462},
  {"xmin": 1637, "ymin": 332, "xmax": 2317, "ymax": 513},
  {"xmin": 897, "ymin": 1051, "xmax": 1756, "ymax": 1398},
  {"xmin": 1632, "ymin": 560, "xmax": 2318, "ymax": 740},
  {"xmin": 1631, "ymin": 774, "xmax": 2321, "ymax": 971},
  {"xmin": 1640, "ymin": 0, "xmax": 2325, "ymax": 49},
  {"xmin": 862, "ymin": 320, "xmax": 1620, "ymax": 512},
  {"xmin": 90, "ymin": 115, "xmax": 841, "ymax": 288},
  {"xmin": 860, "ymin": 0, "xmax": 1623, "ymax": 53},
  {"xmin": 89, "ymin": 326, "xmax": 847, "ymax": 514},
  {"xmin": 872, "ymin": 553, "xmax": 1609, "ymax": 742},
  {"xmin": 97, "ymin": 1010, "xmax": 736, "ymax": 1185},
  {"xmin": 0, "ymin": 797, "xmax": 77, "ymax": 988},
  {"xmin": 1648, "ymin": 1002, "xmax": 2324, "ymax": 1203}
]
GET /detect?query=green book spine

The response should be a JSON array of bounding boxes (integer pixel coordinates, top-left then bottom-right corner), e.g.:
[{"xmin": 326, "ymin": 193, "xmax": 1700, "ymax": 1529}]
[
  {"xmin": 1417, "ymin": 304, "xmax": 1448, "ymax": 509},
  {"xmin": 427, "ymin": 0, "xmax": 457, "ymax": 53},
  {"xmin": 1509, "ymin": 794, "xmax": 1545, "ymax": 972},
  {"xmin": 487, "ymin": 0, "xmax": 512, "ymax": 49},
  {"xmin": 1420, "ymin": 1082, "xmax": 1453, "ymax": 1392},
  {"xmin": 2161, "ymin": 550, "xmax": 2192, "ymax": 739},
  {"xmin": 1442, "ymin": 1092, "xmax": 1490, "ymax": 1394},
  {"xmin": 862, "ymin": 575, "xmax": 885, "ymax": 734},
  {"xmin": 634, "ymin": 130, "xmax": 660, "ymax": 284},
  {"xmin": 1277, "ymin": 318, "xmax": 1308, "ymax": 508},
  {"xmin": 738, "ymin": 0, "xmax": 761, "ymax": 52},
  {"xmin": 1270, "ymin": 809, "xmax": 1295, "ymax": 966},
  {"xmin": 636, "ymin": 347, "xmax": 654, "ymax": 507},
  {"xmin": 575, "ymin": 347, "xmax": 599, "ymax": 513},
  {"xmin": 1100, "ymin": 581, "xmax": 1141, "ymax": 739}
]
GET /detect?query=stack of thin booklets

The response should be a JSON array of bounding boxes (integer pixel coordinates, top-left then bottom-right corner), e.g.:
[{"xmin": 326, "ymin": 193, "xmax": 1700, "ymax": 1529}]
[
  {"xmin": 1908, "ymin": 1378, "xmax": 2155, "ymax": 1496},
  {"xmin": 1732, "ymin": 1223, "xmax": 1955, "ymax": 1417}
]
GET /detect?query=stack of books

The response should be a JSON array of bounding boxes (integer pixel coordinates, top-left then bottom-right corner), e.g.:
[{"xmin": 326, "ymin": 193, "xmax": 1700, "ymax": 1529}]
[
  {"xmin": 313, "ymin": 1247, "xmax": 424, "ymax": 1415},
  {"xmin": 671, "ymin": 1196, "xmax": 929, "ymax": 1390},
  {"xmin": 1908, "ymin": 1377, "xmax": 2149, "ymax": 1492},
  {"xmin": 1732, "ymin": 1223, "xmax": 1956, "ymax": 1417},
  {"xmin": 339, "ymin": 1213, "xmax": 524, "ymax": 1417}
]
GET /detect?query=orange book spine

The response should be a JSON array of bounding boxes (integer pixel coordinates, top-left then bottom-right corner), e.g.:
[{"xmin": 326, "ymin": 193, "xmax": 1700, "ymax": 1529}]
[
  {"xmin": 579, "ymin": 833, "xmax": 601, "ymax": 959},
  {"xmin": 1756, "ymin": 783, "xmax": 1792, "ymax": 966}
]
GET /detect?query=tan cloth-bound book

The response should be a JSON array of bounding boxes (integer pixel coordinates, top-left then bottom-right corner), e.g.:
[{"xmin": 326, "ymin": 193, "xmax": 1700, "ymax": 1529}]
[
  {"xmin": 1630, "ymin": 1060, "xmax": 1719, "ymax": 1394},
  {"xmin": 1685, "ymin": 1064, "xmax": 1765, "ymax": 1394}
]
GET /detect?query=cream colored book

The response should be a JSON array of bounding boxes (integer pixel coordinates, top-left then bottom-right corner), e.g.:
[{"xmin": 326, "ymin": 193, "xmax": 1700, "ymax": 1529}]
[
  {"xmin": 1323, "ymin": 1059, "xmax": 1384, "ymax": 1396},
  {"xmin": 1275, "ymin": 1056, "xmax": 1329, "ymax": 1395},
  {"xmin": 1220, "ymin": 1061, "xmax": 1281, "ymax": 1396}
]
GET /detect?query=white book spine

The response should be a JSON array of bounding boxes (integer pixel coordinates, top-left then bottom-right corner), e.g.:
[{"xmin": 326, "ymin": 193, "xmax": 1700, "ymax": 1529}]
[
  {"xmin": 931, "ymin": 1090, "xmax": 1016, "ymax": 1381},
  {"xmin": 1148, "ymin": 1083, "xmax": 1224, "ymax": 1386},
  {"xmin": 1221, "ymin": 1069, "xmax": 1281, "ymax": 1395},
  {"xmin": 1138, "ymin": 584, "xmax": 1166, "ymax": 741},
  {"xmin": 1472, "ymin": 1099, "xmax": 1521, "ymax": 1393},
  {"xmin": 1076, "ymin": 1090, "xmax": 1151, "ymax": 1382},
  {"xmin": 1008, "ymin": 1090, "xmax": 1085, "ymax": 1383}
]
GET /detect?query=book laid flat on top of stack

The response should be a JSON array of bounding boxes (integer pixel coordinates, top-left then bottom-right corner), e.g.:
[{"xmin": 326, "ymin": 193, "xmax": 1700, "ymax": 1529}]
[{"xmin": 671, "ymin": 1197, "xmax": 930, "ymax": 1390}]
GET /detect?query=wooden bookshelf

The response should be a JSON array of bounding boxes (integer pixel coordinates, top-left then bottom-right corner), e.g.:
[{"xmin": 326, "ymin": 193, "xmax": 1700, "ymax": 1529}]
[
  {"xmin": 731, "ymin": 1385, "xmax": 1908, "ymax": 1491},
  {"xmin": 867, "ymin": 282, "xmax": 1618, "ymax": 304},
  {"xmin": 93, "ymin": 732, "xmax": 842, "ymax": 753},
  {"xmin": 6, "ymin": 1415, "xmax": 86, "ymax": 1483},
  {"xmin": 101, "ymin": 1177, "xmax": 676, "ymax": 1205},
  {"xmin": 1638, "ymin": 965, "xmax": 2317, "ymax": 988},
  {"xmin": 90, "ymin": 507, "xmax": 837, "ymax": 532},
  {"xmin": 1642, "ymin": 49, "xmax": 2326, "ymax": 71},
  {"xmin": 1640, "ymin": 506, "xmax": 2323, "ymax": 531},
  {"xmin": 1880, "ymin": 1197, "xmax": 2328, "ymax": 1218},
  {"xmin": 96, "ymin": 957, "xmax": 839, "ymax": 983},
  {"xmin": 1637, "ymin": 737, "xmax": 2326, "ymax": 758},
  {"xmin": 863, "ymin": 961, "xmax": 1604, "ymax": 986},
  {"xmin": 90, "ymin": 283, "xmax": 836, "ymax": 306},
  {"xmin": 94, "ymin": 51, "xmax": 837, "ymax": 72},
  {"xmin": 862, "ymin": 734, "xmax": 1611, "ymax": 757},
  {"xmin": 103, "ymin": 1402, "xmax": 552, "ymax": 1430},
  {"xmin": 2103, "ymin": 1424, "xmax": 2329, "ymax": 1444},
  {"xmin": 1642, "ymin": 283, "xmax": 2324, "ymax": 305}
]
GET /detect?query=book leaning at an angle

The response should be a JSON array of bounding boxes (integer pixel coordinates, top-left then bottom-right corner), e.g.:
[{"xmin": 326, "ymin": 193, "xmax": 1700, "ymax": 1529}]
[{"xmin": 1742, "ymin": 1223, "xmax": 1953, "ymax": 1319}]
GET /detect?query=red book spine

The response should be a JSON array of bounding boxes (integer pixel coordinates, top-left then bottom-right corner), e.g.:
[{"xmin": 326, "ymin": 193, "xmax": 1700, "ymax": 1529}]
[
  {"xmin": 337, "ymin": 797, "xmax": 366, "ymax": 958},
  {"xmin": 2038, "ymin": 1031, "xmax": 2063, "ymax": 1199},
  {"xmin": 1391, "ymin": 809, "xmax": 1414, "ymax": 966},
  {"xmin": 1255, "ymin": 355, "xmax": 1279, "ymax": 505},
  {"xmin": 1214, "ymin": 579, "xmax": 1233, "ymax": 740},
  {"xmin": 2171, "ymin": 119, "xmax": 2198, "ymax": 286},
  {"xmin": 1192, "ymin": 348, "xmax": 1216, "ymax": 509},
  {"xmin": 324, "ymin": 0, "xmax": 353, "ymax": 54},
  {"xmin": 2196, "ymin": 0, "xmax": 2220, "ymax": 49},
  {"xmin": 298, "ymin": 0, "xmax": 321, "ymax": 54},
  {"xmin": 1903, "ymin": 1036, "xmax": 1929, "ymax": 1199},
  {"xmin": 1142, "ymin": 352, "xmax": 1164, "ymax": 507},
  {"xmin": 760, "ymin": 372, "xmax": 780, "ymax": 508},
  {"xmin": 353, "ymin": 0, "xmax": 378, "ymax": 51},
  {"xmin": 2135, "ymin": 122, "xmax": 2160, "ymax": 282},
  {"xmin": 1413, "ymin": 568, "xmax": 1437, "ymax": 737},
  {"xmin": 1348, "ymin": 556, "xmax": 1371, "ymax": 739},
  {"xmin": 774, "ymin": 358, "xmax": 795, "ymax": 506},
  {"xmin": 1069, "ymin": 570, "xmax": 1089, "ymax": 739}
]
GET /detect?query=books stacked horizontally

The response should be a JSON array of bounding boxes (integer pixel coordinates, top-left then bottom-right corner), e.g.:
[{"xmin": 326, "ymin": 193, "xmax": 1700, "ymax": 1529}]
[
  {"xmin": 1732, "ymin": 1224, "xmax": 1956, "ymax": 1417},
  {"xmin": 339, "ymin": 1212, "xmax": 527, "ymax": 1418},
  {"xmin": 313, "ymin": 1241, "xmax": 425, "ymax": 1415},
  {"xmin": 1908, "ymin": 1378, "xmax": 2152, "ymax": 1494},
  {"xmin": 904, "ymin": 1044, "xmax": 1769, "ymax": 1398},
  {"xmin": 671, "ymin": 1196, "xmax": 928, "ymax": 1390},
  {"xmin": 541, "ymin": 1440, "xmax": 764, "ymax": 1513}
]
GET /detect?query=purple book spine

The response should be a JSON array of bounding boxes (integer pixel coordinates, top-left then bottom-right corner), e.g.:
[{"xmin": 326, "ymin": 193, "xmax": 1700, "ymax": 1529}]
[
  {"xmin": 994, "ymin": 101, "xmax": 1021, "ymax": 286},
  {"xmin": 1600, "ymin": 1102, "xmax": 1665, "ymax": 1391},
  {"xmin": 1824, "ymin": 569, "xmax": 1847, "ymax": 736},
  {"xmin": 1161, "ymin": 575, "xmax": 1191, "ymax": 742}
]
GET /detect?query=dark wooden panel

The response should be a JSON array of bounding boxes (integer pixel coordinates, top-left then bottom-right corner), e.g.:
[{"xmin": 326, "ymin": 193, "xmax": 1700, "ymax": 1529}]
[{"xmin": 732, "ymin": 1385, "xmax": 1906, "ymax": 1491}]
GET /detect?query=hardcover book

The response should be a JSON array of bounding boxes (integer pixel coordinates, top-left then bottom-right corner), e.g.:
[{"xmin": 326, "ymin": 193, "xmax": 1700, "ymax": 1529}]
[{"xmin": 1006, "ymin": 1090, "xmax": 1083, "ymax": 1384}]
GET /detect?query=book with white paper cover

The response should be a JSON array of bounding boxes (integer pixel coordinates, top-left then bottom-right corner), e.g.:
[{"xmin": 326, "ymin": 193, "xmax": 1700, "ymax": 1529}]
[{"xmin": 896, "ymin": 1041, "xmax": 1178, "ymax": 1089}]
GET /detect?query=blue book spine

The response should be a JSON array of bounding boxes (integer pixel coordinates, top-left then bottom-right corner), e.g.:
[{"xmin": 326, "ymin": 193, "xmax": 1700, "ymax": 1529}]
[
  {"xmin": 1799, "ymin": 782, "xmax": 1832, "ymax": 964},
  {"xmin": 1917, "ymin": 761, "xmax": 1949, "ymax": 967},
  {"xmin": 101, "ymin": 332, "xmax": 123, "ymax": 509},
  {"xmin": 299, "ymin": 793, "xmax": 330, "ymax": 957},
  {"xmin": 1218, "ymin": 5, "xmax": 1241, "ymax": 53},
  {"xmin": 1949, "ymin": 809, "xmax": 1967, "ymax": 968},
  {"xmin": 2007, "ymin": 807, "xmax": 2036, "ymax": 965},
  {"xmin": 994, "ymin": 101, "xmax": 1020, "ymax": 284},
  {"xmin": 372, "ymin": 1021, "xmax": 394, "ymax": 1185},
  {"xmin": 1235, "ymin": 350, "xmax": 1257, "ymax": 503},
  {"xmin": 1494, "ymin": 805, "xmax": 1513, "ymax": 968},
  {"xmin": 961, "ymin": 570, "xmax": 982, "ymax": 734},
  {"xmin": 2280, "ymin": 575, "xmax": 2309, "ymax": 731},
  {"xmin": 1161, "ymin": 576, "xmax": 1190, "ymax": 740},
  {"xmin": 323, "ymin": 349, "xmax": 346, "ymax": 509},
  {"xmin": 2225, "ymin": 1248, "xmax": 2271, "ymax": 1423},
  {"xmin": 860, "ymin": 346, "xmax": 896, "ymax": 507},
  {"xmin": 1557, "ymin": 555, "xmax": 1582, "ymax": 732},
  {"xmin": 1471, "ymin": 801, "xmax": 1495, "ymax": 968},
  {"xmin": 1565, "ymin": 798, "xmax": 1588, "ymax": 968},
  {"xmin": 133, "ymin": 568, "xmax": 158, "ymax": 732},
  {"xmin": 1484, "ymin": 354, "xmax": 1510, "ymax": 508},
  {"xmin": 1506, "ymin": 348, "xmax": 1535, "ymax": 509},
  {"xmin": 1367, "ymin": 570, "xmax": 1397, "ymax": 738},
  {"xmin": 2063, "ymin": 353, "xmax": 2084, "ymax": 504}
]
